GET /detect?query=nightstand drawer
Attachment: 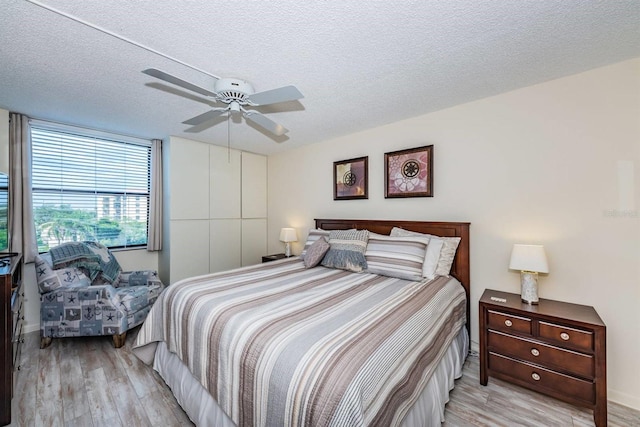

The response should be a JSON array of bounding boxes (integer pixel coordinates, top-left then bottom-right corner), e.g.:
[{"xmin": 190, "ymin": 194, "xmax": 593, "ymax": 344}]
[
  {"xmin": 488, "ymin": 330, "xmax": 594, "ymax": 379},
  {"xmin": 489, "ymin": 352, "xmax": 595, "ymax": 404},
  {"xmin": 539, "ymin": 321, "xmax": 593, "ymax": 353},
  {"xmin": 487, "ymin": 310, "xmax": 532, "ymax": 335}
]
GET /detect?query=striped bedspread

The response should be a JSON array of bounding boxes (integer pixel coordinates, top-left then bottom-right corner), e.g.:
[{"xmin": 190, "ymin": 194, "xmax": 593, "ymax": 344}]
[{"xmin": 133, "ymin": 257, "xmax": 466, "ymax": 427}]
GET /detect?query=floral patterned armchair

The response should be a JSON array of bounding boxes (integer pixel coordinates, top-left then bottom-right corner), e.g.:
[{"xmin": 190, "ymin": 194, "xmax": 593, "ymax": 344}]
[{"xmin": 36, "ymin": 241, "xmax": 165, "ymax": 348}]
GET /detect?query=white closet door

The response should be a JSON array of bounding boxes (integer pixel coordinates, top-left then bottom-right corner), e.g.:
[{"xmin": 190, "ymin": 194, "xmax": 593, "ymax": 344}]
[
  {"xmin": 169, "ymin": 219, "xmax": 210, "ymax": 284},
  {"xmin": 242, "ymin": 219, "xmax": 267, "ymax": 266},
  {"xmin": 210, "ymin": 219, "xmax": 241, "ymax": 272},
  {"xmin": 210, "ymin": 145, "xmax": 241, "ymax": 219},
  {"xmin": 241, "ymin": 152, "xmax": 267, "ymax": 218},
  {"xmin": 169, "ymin": 137, "xmax": 210, "ymax": 220}
]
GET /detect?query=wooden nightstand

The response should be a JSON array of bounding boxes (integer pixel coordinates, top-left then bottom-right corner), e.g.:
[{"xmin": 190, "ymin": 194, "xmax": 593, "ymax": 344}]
[
  {"xmin": 479, "ymin": 289, "xmax": 607, "ymax": 427},
  {"xmin": 262, "ymin": 253, "xmax": 288, "ymax": 263}
]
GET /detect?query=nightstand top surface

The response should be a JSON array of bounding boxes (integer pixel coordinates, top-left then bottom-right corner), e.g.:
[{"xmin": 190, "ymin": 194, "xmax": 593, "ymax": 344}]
[
  {"xmin": 480, "ymin": 289, "xmax": 605, "ymax": 327},
  {"xmin": 263, "ymin": 253, "xmax": 287, "ymax": 259}
]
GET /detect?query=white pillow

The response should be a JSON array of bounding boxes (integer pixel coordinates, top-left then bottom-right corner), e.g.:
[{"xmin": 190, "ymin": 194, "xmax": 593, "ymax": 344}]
[
  {"xmin": 422, "ymin": 237, "xmax": 444, "ymax": 278},
  {"xmin": 390, "ymin": 227, "xmax": 460, "ymax": 277}
]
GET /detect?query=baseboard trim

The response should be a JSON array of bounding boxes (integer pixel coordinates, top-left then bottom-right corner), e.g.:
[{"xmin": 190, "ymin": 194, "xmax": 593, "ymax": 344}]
[{"xmin": 608, "ymin": 389, "xmax": 640, "ymax": 412}]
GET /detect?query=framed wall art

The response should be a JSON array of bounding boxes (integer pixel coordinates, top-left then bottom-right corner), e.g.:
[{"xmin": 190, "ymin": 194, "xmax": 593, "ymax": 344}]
[
  {"xmin": 384, "ymin": 145, "xmax": 433, "ymax": 198},
  {"xmin": 333, "ymin": 156, "xmax": 368, "ymax": 200}
]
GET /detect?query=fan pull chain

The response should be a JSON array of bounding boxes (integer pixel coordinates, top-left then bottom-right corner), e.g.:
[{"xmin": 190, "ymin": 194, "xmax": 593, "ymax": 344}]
[{"xmin": 227, "ymin": 111, "xmax": 231, "ymax": 163}]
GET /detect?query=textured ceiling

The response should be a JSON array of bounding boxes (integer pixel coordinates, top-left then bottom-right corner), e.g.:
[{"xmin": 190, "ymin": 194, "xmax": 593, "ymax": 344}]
[{"xmin": 1, "ymin": 0, "xmax": 639, "ymax": 155}]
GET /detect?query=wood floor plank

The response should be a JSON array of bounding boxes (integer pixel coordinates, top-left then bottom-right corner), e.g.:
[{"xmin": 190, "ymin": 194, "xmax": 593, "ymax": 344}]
[
  {"xmin": 139, "ymin": 390, "xmax": 184, "ymax": 426},
  {"xmin": 64, "ymin": 411, "xmax": 94, "ymax": 427},
  {"xmin": 6, "ymin": 331, "xmax": 640, "ymax": 426},
  {"xmin": 35, "ymin": 340, "xmax": 64, "ymax": 426},
  {"xmin": 96, "ymin": 338, "xmax": 127, "ymax": 382},
  {"xmin": 60, "ymin": 352, "xmax": 91, "ymax": 421},
  {"xmin": 84, "ymin": 367, "xmax": 119, "ymax": 425},
  {"xmin": 115, "ymin": 340, "xmax": 160, "ymax": 399},
  {"xmin": 109, "ymin": 376, "xmax": 152, "ymax": 427}
]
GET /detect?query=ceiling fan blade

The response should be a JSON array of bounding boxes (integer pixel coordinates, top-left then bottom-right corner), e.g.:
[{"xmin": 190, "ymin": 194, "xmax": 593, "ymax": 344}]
[
  {"xmin": 247, "ymin": 85, "xmax": 304, "ymax": 106},
  {"xmin": 143, "ymin": 68, "xmax": 217, "ymax": 98},
  {"xmin": 244, "ymin": 112, "xmax": 289, "ymax": 136},
  {"xmin": 182, "ymin": 109, "xmax": 226, "ymax": 126}
]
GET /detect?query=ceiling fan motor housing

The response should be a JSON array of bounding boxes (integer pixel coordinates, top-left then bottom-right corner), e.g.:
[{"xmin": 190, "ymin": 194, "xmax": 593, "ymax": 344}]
[{"xmin": 214, "ymin": 78, "xmax": 255, "ymax": 104}]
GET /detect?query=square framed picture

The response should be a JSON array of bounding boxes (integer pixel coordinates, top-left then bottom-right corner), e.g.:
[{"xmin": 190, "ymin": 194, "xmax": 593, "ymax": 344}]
[
  {"xmin": 333, "ymin": 156, "xmax": 368, "ymax": 200},
  {"xmin": 384, "ymin": 145, "xmax": 433, "ymax": 198}
]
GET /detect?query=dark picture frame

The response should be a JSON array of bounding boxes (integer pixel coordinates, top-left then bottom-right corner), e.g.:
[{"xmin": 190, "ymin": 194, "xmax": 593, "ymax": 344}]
[
  {"xmin": 333, "ymin": 156, "xmax": 368, "ymax": 200},
  {"xmin": 384, "ymin": 145, "xmax": 433, "ymax": 198}
]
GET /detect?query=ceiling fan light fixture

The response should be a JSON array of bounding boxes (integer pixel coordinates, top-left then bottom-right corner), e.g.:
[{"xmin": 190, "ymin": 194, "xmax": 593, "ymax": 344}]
[{"xmin": 230, "ymin": 101, "xmax": 242, "ymax": 116}]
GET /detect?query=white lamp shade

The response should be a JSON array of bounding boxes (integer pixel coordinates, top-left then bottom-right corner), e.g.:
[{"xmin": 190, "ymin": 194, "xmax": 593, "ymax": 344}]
[
  {"xmin": 509, "ymin": 244, "xmax": 549, "ymax": 273},
  {"xmin": 279, "ymin": 228, "xmax": 297, "ymax": 243}
]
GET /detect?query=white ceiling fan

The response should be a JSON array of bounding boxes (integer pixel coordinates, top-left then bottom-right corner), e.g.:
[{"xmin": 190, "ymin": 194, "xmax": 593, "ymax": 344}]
[{"xmin": 142, "ymin": 68, "xmax": 304, "ymax": 136}]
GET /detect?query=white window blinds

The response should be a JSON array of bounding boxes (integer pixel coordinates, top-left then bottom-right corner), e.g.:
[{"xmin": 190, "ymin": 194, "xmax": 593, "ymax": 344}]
[{"xmin": 30, "ymin": 121, "xmax": 152, "ymax": 251}]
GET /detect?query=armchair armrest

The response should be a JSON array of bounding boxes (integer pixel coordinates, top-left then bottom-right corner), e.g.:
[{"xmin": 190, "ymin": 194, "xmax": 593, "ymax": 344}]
[
  {"xmin": 118, "ymin": 270, "xmax": 163, "ymax": 288},
  {"xmin": 41, "ymin": 284, "xmax": 119, "ymax": 307}
]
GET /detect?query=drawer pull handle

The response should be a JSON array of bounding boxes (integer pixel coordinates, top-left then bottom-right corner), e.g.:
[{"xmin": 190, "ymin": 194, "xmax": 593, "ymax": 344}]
[
  {"xmin": 504, "ymin": 319, "xmax": 513, "ymax": 327},
  {"xmin": 531, "ymin": 348, "xmax": 540, "ymax": 357},
  {"xmin": 531, "ymin": 372, "xmax": 541, "ymax": 381},
  {"xmin": 560, "ymin": 332, "xmax": 570, "ymax": 341}
]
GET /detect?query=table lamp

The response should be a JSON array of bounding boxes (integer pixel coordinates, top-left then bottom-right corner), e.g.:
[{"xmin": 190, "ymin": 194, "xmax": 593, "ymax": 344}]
[
  {"xmin": 279, "ymin": 228, "xmax": 297, "ymax": 257},
  {"xmin": 509, "ymin": 244, "xmax": 549, "ymax": 304}
]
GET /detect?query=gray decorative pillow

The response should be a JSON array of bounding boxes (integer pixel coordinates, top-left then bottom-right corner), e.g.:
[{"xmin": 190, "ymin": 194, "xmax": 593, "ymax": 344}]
[
  {"xmin": 300, "ymin": 229, "xmax": 331, "ymax": 258},
  {"xmin": 321, "ymin": 229, "xmax": 369, "ymax": 273},
  {"xmin": 303, "ymin": 236, "xmax": 330, "ymax": 268}
]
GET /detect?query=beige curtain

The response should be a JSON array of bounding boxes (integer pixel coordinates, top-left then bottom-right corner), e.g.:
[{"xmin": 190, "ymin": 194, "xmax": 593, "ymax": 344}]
[
  {"xmin": 9, "ymin": 113, "xmax": 37, "ymax": 262},
  {"xmin": 147, "ymin": 138, "xmax": 163, "ymax": 251}
]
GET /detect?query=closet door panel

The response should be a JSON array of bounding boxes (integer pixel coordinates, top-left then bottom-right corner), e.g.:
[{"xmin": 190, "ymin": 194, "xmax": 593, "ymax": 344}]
[
  {"xmin": 210, "ymin": 145, "xmax": 241, "ymax": 219},
  {"xmin": 170, "ymin": 138, "xmax": 210, "ymax": 220},
  {"xmin": 169, "ymin": 219, "xmax": 210, "ymax": 284},
  {"xmin": 210, "ymin": 219, "xmax": 241, "ymax": 273},
  {"xmin": 242, "ymin": 219, "xmax": 267, "ymax": 267},
  {"xmin": 241, "ymin": 152, "xmax": 267, "ymax": 219}
]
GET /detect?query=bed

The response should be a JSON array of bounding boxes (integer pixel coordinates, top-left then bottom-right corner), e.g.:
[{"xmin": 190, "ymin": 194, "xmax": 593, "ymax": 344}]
[{"xmin": 133, "ymin": 219, "xmax": 471, "ymax": 426}]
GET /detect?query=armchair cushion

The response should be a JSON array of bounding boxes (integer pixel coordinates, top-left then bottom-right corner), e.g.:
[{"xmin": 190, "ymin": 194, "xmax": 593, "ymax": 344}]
[{"xmin": 35, "ymin": 254, "xmax": 91, "ymax": 294}]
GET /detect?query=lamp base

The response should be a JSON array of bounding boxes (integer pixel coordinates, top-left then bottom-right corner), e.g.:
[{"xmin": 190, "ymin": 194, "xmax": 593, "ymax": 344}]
[
  {"xmin": 520, "ymin": 271, "xmax": 539, "ymax": 305},
  {"xmin": 284, "ymin": 242, "xmax": 291, "ymax": 258}
]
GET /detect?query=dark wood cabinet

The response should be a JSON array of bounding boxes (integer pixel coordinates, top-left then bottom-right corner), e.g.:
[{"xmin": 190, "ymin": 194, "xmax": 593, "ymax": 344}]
[
  {"xmin": 479, "ymin": 289, "xmax": 607, "ymax": 427},
  {"xmin": 1, "ymin": 254, "xmax": 23, "ymax": 426}
]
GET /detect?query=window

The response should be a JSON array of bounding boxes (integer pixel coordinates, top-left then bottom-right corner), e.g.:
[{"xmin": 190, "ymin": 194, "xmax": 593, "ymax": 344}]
[{"xmin": 31, "ymin": 121, "xmax": 151, "ymax": 252}]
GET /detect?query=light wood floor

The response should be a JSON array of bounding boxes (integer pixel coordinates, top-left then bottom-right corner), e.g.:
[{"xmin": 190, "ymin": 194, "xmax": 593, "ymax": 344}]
[{"xmin": 8, "ymin": 329, "xmax": 640, "ymax": 427}]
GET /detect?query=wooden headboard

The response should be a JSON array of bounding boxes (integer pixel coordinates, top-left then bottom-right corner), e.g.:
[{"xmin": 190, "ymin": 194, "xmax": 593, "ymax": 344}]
[{"xmin": 315, "ymin": 218, "xmax": 471, "ymax": 334}]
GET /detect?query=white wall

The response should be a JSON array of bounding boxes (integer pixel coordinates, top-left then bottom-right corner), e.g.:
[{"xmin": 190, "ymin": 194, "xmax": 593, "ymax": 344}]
[{"xmin": 267, "ymin": 58, "xmax": 640, "ymax": 409}]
